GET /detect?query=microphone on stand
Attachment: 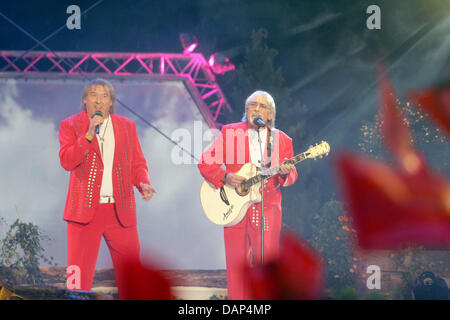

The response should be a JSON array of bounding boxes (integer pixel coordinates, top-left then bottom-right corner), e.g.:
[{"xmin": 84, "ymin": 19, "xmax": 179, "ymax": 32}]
[
  {"xmin": 253, "ymin": 116, "xmax": 266, "ymax": 128},
  {"xmin": 253, "ymin": 115, "xmax": 266, "ymax": 264},
  {"xmin": 93, "ymin": 110, "xmax": 103, "ymax": 135}
]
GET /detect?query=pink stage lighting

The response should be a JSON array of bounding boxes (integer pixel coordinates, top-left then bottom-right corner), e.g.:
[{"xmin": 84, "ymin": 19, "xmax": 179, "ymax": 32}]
[
  {"xmin": 179, "ymin": 33, "xmax": 198, "ymax": 55},
  {"xmin": 208, "ymin": 52, "xmax": 235, "ymax": 75}
]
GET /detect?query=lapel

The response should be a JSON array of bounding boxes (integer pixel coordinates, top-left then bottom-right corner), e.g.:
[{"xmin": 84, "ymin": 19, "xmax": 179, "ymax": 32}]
[
  {"xmin": 261, "ymin": 126, "xmax": 270, "ymax": 167},
  {"xmin": 269, "ymin": 128, "xmax": 279, "ymax": 168},
  {"xmin": 110, "ymin": 113, "xmax": 124, "ymax": 168},
  {"xmin": 234, "ymin": 122, "xmax": 250, "ymax": 163},
  {"xmin": 241, "ymin": 122, "xmax": 250, "ymax": 164}
]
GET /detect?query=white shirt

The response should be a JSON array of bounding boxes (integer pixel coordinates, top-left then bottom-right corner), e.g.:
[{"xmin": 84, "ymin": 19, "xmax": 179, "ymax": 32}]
[
  {"xmin": 248, "ymin": 127, "xmax": 267, "ymax": 165},
  {"xmin": 96, "ymin": 115, "xmax": 115, "ymax": 197}
]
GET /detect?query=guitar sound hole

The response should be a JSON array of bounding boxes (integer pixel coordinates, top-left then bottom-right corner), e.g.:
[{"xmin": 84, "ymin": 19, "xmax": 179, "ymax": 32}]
[{"xmin": 235, "ymin": 184, "xmax": 249, "ymax": 196}]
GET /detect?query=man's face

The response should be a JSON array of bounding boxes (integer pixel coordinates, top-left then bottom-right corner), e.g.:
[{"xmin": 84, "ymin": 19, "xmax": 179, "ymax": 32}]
[
  {"xmin": 246, "ymin": 95, "xmax": 273, "ymax": 129},
  {"xmin": 83, "ymin": 84, "xmax": 113, "ymax": 118}
]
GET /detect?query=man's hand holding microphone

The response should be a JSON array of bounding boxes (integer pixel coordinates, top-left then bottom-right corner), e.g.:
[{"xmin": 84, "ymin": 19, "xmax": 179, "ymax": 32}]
[{"xmin": 86, "ymin": 110, "xmax": 104, "ymax": 142}]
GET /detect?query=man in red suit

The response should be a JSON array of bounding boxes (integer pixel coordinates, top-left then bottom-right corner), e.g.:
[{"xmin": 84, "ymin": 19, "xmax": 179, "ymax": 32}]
[
  {"xmin": 198, "ymin": 91, "xmax": 298, "ymax": 299},
  {"xmin": 59, "ymin": 79, "xmax": 156, "ymax": 296}
]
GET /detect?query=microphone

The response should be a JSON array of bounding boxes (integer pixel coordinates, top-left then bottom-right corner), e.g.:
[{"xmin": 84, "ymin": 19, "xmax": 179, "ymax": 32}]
[
  {"xmin": 253, "ymin": 116, "xmax": 266, "ymax": 128},
  {"xmin": 93, "ymin": 110, "xmax": 103, "ymax": 135}
]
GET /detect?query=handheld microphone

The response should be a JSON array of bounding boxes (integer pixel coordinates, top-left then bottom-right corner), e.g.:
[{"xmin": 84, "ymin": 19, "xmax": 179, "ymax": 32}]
[
  {"xmin": 93, "ymin": 110, "xmax": 103, "ymax": 135},
  {"xmin": 253, "ymin": 116, "xmax": 266, "ymax": 128}
]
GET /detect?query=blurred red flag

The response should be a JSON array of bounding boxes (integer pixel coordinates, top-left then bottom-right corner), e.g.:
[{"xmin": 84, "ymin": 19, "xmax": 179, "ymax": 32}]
[
  {"xmin": 409, "ymin": 83, "xmax": 450, "ymax": 137},
  {"xmin": 247, "ymin": 232, "xmax": 324, "ymax": 299},
  {"xmin": 335, "ymin": 67, "xmax": 450, "ymax": 250},
  {"xmin": 377, "ymin": 65, "xmax": 415, "ymax": 165},
  {"xmin": 336, "ymin": 152, "xmax": 450, "ymax": 250},
  {"xmin": 119, "ymin": 258, "xmax": 173, "ymax": 300}
]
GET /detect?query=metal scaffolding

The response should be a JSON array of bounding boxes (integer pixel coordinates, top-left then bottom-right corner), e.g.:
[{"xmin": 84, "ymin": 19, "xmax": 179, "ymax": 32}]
[{"xmin": 0, "ymin": 50, "xmax": 233, "ymax": 128}]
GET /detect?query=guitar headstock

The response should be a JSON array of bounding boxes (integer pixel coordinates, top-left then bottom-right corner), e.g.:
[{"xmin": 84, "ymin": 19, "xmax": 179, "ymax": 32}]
[{"xmin": 305, "ymin": 141, "xmax": 330, "ymax": 160}]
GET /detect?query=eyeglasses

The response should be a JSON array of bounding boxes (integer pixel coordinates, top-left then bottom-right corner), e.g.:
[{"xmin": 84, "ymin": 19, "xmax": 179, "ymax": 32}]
[{"xmin": 247, "ymin": 101, "xmax": 270, "ymax": 110}]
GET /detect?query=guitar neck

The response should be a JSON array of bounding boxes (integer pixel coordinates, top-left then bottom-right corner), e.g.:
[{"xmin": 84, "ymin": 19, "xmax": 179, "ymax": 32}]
[{"xmin": 244, "ymin": 152, "xmax": 307, "ymax": 188}]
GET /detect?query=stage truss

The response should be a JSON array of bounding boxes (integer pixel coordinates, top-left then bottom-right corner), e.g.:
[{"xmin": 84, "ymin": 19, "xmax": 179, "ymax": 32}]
[{"xmin": 0, "ymin": 51, "xmax": 233, "ymax": 128}]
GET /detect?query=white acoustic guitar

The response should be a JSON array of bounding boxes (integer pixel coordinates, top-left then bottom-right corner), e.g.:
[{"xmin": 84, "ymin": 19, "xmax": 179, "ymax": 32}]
[{"xmin": 200, "ymin": 141, "xmax": 330, "ymax": 226}]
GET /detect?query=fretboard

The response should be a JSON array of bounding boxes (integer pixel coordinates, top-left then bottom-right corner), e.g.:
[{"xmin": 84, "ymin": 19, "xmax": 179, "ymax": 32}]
[{"xmin": 242, "ymin": 152, "xmax": 308, "ymax": 189}]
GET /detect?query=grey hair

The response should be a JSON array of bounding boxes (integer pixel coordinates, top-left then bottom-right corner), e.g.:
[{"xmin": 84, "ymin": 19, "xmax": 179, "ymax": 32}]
[
  {"xmin": 241, "ymin": 90, "xmax": 276, "ymax": 128},
  {"xmin": 80, "ymin": 78, "xmax": 116, "ymax": 113}
]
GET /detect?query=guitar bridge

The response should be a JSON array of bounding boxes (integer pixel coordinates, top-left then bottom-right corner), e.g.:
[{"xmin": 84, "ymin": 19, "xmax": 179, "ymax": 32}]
[{"xmin": 219, "ymin": 187, "xmax": 230, "ymax": 206}]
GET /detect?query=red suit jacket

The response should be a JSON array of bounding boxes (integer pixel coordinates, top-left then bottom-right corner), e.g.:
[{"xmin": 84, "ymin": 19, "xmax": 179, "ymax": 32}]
[
  {"xmin": 198, "ymin": 121, "xmax": 297, "ymax": 214},
  {"xmin": 59, "ymin": 111, "xmax": 151, "ymax": 227}
]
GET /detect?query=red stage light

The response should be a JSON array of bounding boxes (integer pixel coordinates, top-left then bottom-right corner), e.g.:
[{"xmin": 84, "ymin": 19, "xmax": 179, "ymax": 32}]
[
  {"xmin": 208, "ymin": 52, "xmax": 235, "ymax": 75},
  {"xmin": 179, "ymin": 33, "xmax": 198, "ymax": 55}
]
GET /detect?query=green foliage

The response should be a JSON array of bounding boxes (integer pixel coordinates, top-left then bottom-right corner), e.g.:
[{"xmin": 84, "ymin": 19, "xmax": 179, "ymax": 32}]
[
  {"xmin": 0, "ymin": 218, "xmax": 56, "ymax": 287},
  {"xmin": 309, "ymin": 199, "xmax": 359, "ymax": 295},
  {"xmin": 366, "ymin": 291, "xmax": 388, "ymax": 300},
  {"xmin": 231, "ymin": 28, "xmax": 286, "ymax": 101},
  {"xmin": 335, "ymin": 287, "xmax": 358, "ymax": 300}
]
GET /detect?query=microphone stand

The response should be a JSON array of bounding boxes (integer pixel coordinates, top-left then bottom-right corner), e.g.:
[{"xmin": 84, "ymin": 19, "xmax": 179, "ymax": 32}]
[{"xmin": 257, "ymin": 126, "xmax": 266, "ymax": 265}]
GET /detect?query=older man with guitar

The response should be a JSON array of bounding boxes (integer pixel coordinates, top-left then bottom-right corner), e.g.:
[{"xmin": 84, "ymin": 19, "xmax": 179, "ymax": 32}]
[{"xmin": 198, "ymin": 90, "xmax": 298, "ymax": 300}]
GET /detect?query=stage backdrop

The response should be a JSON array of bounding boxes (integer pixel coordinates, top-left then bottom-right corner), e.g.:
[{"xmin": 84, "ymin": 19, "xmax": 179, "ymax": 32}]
[{"xmin": 0, "ymin": 78, "xmax": 226, "ymax": 270}]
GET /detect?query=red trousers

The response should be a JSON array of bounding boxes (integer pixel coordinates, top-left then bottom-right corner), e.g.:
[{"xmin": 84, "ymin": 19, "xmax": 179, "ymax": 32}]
[
  {"xmin": 66, "ymin": 203, "xmax": 140, "ymax": 296},
  {"xmin": 224, "ymin": 203, "xmax": 282, "ymax": 300}
]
